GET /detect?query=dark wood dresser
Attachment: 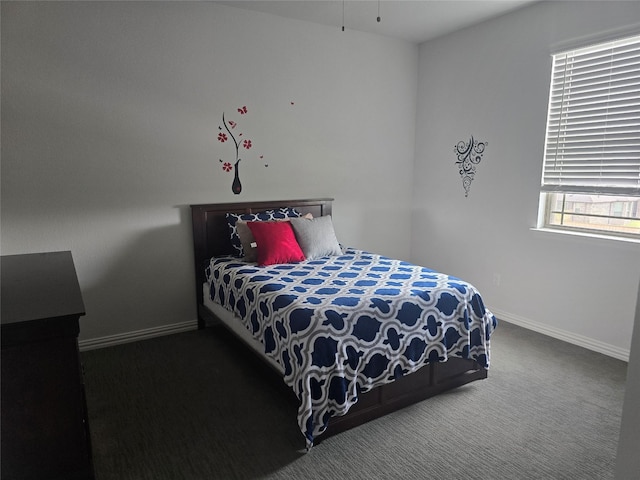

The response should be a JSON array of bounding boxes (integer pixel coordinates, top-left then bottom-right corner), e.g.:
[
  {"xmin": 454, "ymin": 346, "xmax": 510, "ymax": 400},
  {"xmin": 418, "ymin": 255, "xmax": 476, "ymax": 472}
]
[{"xmin": 1, "ymin": 251, "xmax": 94, "ymax": 480}]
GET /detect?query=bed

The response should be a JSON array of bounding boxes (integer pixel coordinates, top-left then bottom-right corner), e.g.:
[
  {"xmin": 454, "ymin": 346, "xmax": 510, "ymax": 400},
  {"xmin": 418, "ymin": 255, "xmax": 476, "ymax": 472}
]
[{"xmin": 190, "ymin": 198, "xmax": 497, "ymax": 449}]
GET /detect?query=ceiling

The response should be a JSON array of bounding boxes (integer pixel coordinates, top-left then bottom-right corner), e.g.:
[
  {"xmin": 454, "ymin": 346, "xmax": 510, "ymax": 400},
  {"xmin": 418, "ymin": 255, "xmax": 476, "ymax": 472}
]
[{"xmin": 218, "ymin": 0, "xmax": 538, "ymax": 44}]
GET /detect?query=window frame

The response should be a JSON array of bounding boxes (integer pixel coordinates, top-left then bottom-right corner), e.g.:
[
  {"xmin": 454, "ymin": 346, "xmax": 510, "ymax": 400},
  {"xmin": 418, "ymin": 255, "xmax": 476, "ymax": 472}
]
[
  {"xmin": 540, "ymin": 192, "xmax": 640, "ymax": 241},
  {"xmin": 538, "ymin": 32, "xmax": 640, "ymax": 241}
]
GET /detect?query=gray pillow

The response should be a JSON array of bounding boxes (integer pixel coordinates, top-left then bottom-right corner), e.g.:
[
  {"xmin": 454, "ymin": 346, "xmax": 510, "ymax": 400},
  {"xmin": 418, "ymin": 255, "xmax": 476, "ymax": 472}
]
[
  {"xmin": 235, "ymin": 221, "xmax": 259, "ymax": 262},
  {"xmin": 290, "ymin": 215, "xmax": 342, "ymax": 260}
]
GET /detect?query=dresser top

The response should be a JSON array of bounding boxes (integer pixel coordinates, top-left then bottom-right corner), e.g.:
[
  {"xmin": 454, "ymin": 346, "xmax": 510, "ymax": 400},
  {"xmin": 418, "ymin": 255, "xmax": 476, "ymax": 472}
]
[{"xmin": 1, "ymin": 251, "xmax": 85, "ymax": 326}]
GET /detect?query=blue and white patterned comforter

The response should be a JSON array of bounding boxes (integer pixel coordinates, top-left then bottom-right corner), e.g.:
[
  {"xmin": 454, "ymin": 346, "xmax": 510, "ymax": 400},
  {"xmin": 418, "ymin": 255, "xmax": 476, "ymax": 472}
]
[{"xmin": 206, "ymin": 248, "xmax": 497, "ymax": 448}]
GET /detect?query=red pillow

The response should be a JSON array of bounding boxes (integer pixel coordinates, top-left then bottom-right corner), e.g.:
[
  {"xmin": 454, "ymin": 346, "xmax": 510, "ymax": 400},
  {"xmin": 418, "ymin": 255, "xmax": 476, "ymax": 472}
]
[{"xmin": 246, "ymin": 221, "xmax": 306, "ymax": 266}]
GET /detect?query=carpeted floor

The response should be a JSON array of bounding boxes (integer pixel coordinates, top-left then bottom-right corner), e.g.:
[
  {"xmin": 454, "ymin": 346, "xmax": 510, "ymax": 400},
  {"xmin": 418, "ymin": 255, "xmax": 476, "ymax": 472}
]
[{"xmin": 81, "ymin": 321, "xmax": 627, "ymax": 479}]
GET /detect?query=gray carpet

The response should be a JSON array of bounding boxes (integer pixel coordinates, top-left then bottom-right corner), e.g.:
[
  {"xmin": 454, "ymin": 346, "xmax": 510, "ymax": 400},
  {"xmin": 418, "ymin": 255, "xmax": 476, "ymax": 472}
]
[{"xmin": 82, "ymin": 321, "xmax": 627, "ymax": 479}]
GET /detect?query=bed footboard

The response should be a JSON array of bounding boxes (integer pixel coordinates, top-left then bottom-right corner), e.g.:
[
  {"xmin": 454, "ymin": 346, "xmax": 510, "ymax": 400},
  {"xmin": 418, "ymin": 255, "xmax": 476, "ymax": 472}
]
[{"xmin": 319, "ymin": 358, "xmax": 487, "ymax": 442}]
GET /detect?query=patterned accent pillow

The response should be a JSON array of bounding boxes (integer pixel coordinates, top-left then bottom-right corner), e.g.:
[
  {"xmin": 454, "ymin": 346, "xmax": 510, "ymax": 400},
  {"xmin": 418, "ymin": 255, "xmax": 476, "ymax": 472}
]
[
  {"xmin": 289, "ymin": 215, "xmax": 342, "ymax": 260},
  {"xmin": 245, "ymin": 221, "xmax": 306, "ymax": 266},
  {"xmin": 225, "ymin": 207, "xmax": 302, "ymax": 257}
]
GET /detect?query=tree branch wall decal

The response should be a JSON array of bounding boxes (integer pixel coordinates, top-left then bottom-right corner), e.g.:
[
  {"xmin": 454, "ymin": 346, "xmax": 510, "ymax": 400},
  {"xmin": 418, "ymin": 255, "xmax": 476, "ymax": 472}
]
[{"xmin": 217, "ymin": 106, "xmax": 257, "ymax": 195}]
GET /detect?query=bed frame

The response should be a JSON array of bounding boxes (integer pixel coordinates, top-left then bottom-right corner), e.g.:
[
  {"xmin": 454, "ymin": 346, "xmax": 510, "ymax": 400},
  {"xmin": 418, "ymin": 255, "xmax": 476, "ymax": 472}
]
[{"xmin": 190, "ymin": 198, "xmax": 487, "ymax": 443}]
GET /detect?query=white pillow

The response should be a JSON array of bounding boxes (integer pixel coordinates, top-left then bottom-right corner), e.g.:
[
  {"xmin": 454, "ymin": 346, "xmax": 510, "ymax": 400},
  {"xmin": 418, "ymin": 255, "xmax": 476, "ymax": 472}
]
[{"xmin": 289, "ymin": 215, "xmax": 342, "ymax": 260}]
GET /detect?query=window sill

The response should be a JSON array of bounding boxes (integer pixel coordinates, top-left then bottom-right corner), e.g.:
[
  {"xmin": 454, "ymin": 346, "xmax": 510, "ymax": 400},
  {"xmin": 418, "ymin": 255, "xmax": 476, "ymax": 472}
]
[{"xmin": 531, "ymin": 227, "xmax": 640, "ymax": 247}]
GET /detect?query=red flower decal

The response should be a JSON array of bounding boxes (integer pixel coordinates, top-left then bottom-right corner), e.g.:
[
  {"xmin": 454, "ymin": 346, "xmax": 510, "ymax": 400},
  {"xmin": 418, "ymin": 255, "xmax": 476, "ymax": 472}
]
[
  {"xmin": 222, "ymin": 162, "xmax": 232, "ymax": 172},
  {"xmin": 243, "ymin": 139, "xmax": 252, "ymax": 149},
  {"xmin": 218, "ymin": 132, "xmax": 228, "ymax": 142},
  {"xmin": 237, "ymin": 106, "xmax": 248, "ymax": 114},
  {"xmin": 228, "ymin": 120, "xmax": 237, "ymax": 129}
]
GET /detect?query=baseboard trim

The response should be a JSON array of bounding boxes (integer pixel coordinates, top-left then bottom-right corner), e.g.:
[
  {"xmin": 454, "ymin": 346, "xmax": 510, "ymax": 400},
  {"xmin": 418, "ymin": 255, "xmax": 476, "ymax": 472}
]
[
  {"xmin": 492, "ymin": 308, "xmax": 629, "ymax": 362},
  {"xmin": 78, "ymin": 310, "xmax": 630, "ymax": 362},
  {"xmin": 78, "ymin": 320, "xmax": 198, "ymax": 351}
]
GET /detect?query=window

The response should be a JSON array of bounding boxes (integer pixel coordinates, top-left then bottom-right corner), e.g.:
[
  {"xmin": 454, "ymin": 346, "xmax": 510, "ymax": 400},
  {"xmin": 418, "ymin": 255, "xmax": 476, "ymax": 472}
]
[{"xmin": 539, "ymin": 33, "xmax": 640, "ymax": 239}]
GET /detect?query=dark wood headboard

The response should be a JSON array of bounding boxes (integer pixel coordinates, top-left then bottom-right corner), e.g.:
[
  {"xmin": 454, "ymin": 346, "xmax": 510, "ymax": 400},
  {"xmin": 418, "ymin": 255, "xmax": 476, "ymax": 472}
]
[{"xmin": 190, "ymin": 198, "xmax": 334, "ymax": 317}]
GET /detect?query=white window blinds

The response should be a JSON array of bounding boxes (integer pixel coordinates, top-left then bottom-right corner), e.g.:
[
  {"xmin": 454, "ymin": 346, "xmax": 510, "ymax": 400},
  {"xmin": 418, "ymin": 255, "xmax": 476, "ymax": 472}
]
[{"xmin": 541, "ymin": 33, "xmax": 640, "ymax": 196}]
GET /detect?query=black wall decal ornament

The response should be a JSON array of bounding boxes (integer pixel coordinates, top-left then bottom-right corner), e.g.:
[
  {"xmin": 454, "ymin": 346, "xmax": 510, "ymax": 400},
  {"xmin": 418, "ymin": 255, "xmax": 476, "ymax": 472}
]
[{"xmin": 454, "ymin": 136, "xmax": 487, "ymax": 197}]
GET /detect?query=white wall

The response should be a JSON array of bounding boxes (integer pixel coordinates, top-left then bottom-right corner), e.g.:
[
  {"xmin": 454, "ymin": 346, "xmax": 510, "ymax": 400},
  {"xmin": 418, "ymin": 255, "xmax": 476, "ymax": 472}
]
[
  {"xmin": 3, "ymin": 1, "xmax": 639, "ymax": 358},
  {"xmin": 1, "ymin": 2, "xmax": 418, "ymax": 342},
  {"xmin": 412, "ymin": 1, "xmax": 640, "ymax": 357},
  {"xmin": 616, "ymin": 279, "xmax": 640, "ymax": 478}
]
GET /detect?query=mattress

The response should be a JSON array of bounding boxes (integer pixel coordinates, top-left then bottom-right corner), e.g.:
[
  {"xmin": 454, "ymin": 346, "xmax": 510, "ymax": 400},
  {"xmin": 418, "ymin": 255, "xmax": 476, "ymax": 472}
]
[
  {"xmin": 204, "ymin": 247, "xmax": 497, "ymax": 447},
  {"xmin": 203, "ymin": 285, "xmax": 284, "ymax": 373}
]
